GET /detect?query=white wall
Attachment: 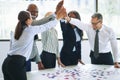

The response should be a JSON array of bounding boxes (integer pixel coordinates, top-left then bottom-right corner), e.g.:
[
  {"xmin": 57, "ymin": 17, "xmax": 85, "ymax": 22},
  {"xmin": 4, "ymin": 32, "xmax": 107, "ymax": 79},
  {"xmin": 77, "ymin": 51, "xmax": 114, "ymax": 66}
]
[{"xmin": 0, "ymin": 40, "xmax": 120, "ymax": 79}]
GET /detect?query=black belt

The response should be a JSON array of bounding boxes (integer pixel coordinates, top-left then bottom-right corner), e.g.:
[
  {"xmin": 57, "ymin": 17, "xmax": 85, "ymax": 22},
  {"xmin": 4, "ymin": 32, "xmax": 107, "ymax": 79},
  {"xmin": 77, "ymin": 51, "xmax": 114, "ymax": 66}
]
[
  {"xmin": 91, "ymin": 50, "xmax": 111, "ymax": 54},
  {"xmin": 8, "ymin": 55, "xmax": 26, "ymax": 59}
]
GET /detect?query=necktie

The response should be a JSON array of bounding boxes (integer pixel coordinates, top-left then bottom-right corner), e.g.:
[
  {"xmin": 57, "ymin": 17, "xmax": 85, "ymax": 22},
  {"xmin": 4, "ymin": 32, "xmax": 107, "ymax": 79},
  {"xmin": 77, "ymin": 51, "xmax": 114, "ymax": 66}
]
[{"xmin": 94, "ymin": 30, "xmax": 99, "ymax": 58}]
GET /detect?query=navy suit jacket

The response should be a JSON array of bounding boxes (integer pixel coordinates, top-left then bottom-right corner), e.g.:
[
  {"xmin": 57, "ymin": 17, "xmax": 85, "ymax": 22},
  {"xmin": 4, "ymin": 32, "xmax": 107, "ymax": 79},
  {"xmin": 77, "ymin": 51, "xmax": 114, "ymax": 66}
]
[{"xmin": 60, "ymin": 20, "xmax": 83, "ymax": 59}]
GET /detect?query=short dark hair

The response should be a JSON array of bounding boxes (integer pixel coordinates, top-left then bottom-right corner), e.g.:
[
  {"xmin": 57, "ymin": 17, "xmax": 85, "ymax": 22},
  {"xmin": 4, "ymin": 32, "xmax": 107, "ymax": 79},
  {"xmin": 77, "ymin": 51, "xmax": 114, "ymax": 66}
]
[
  {"xmin": 27, "ymin": 4, "xmax": 38, "ymax": 12},
  {"xmin": 68, "ymin": 10, "xmax": 81, "ymax": 20},
  {"xmin": 92, "ymin": 13, "xmax": 103, "ymax": 20}
]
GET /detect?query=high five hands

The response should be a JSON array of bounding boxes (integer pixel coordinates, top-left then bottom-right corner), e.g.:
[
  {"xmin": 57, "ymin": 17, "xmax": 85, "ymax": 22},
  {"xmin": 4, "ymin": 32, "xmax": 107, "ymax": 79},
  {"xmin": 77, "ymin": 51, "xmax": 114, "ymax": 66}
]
[{"xmin": 55, "ymin": 0, "xmax": 67, "ymax": 20}]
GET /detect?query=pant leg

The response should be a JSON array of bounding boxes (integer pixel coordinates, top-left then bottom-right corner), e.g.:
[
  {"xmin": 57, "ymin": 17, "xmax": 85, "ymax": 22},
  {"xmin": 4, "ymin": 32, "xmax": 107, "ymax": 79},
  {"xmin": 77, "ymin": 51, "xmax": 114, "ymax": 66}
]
[
  {"xmin": 70, "ymin": 51, "xmax": 79, "ymax": 65},
  {"xmin": 2, "ymin": 55, "xmax": 27, "ymax": 80},
  {"xmin": 101, "ymin": 52, "xmax": 114, "ymax": 65},
  {"xmin": 25, "ymin": 60, "xmax": 31, "ymax": 72},
  {"xmin": 2, "ymin": 57, "xmax": 12, "ymax": 80},
  {"xmin": 60, "ymin": 51, "xmax": 71, "ymax": 66},
  {"xmin": 40, "ymin": 51, "xmax": 56, "ymax": 68},
  {"xmin": 90, "ymin": 51, "xmax": 114, "ymax": 65},
  {"xmin": 60, "ymin": 51, "xmax": 78, "ymax": 66}
]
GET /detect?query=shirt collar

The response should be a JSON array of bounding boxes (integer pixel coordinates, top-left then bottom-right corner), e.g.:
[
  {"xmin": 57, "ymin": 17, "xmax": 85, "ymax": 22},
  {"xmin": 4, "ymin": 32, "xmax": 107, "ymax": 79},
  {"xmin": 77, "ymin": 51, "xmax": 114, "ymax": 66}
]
[{"xmin": 99, "ymin": 24, "xmax": 104, "ymax": 32}]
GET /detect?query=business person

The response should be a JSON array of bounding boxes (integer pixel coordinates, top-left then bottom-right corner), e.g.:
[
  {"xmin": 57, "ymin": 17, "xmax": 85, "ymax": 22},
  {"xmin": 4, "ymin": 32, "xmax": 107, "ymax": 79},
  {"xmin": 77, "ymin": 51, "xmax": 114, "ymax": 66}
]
[
  {"xmin": 26, "ymin": 3, "xmax": 57, "ymax": 71},
  {"xmin": 40, "ymin": 12, "xmax": 65, "ymax": 69},
  {"xmin": 60, "ymin": 10, "xmax": 84, "ymax": 66},
  {"xmin": 65, "ymin": 12, "xmax": 120, "ymax": 68},
  {"xmin": 2, "ymin": 1, "xmax": 67, "ymax": 80},
  {"xmin": 25, "ymin": 3, "xmax": 41, "ymax": 72}
]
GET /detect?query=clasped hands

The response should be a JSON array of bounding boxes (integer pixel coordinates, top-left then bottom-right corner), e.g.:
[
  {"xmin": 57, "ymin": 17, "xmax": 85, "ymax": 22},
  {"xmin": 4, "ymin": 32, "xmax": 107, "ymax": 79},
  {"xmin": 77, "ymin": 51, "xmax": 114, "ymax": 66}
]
[
  {"xmin": 55, "ymin": 0, "xmax": 120, "ymax": 69},
  {"xmin": 55, "ymin": 0, "xmax": 67, "ymax": 20}
]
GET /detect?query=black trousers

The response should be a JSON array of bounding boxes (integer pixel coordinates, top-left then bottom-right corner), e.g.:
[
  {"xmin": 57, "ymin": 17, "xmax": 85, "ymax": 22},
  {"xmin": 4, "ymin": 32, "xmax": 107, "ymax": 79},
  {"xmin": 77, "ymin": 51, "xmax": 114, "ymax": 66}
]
[
  {"xmin": 60, "ymin": 41, "xmax": 81, "ymax": 66},
  {"xmin": 40, "ymin": 51, "xmax": 56, "ymax": 68},
  {"xmin": 60, "ymin": 51, "xmax": 79, "ymax": 66},
  {"xmin": 25, "ymin": 59, "xmax": 31, "ymax": 72},
  {"xmin": 90, "ymin": 51, "xmax": 114, "ymax": 65},
  {"xmin": 2, "ymin": 55, "xmax": 26, "ymax": 80}
]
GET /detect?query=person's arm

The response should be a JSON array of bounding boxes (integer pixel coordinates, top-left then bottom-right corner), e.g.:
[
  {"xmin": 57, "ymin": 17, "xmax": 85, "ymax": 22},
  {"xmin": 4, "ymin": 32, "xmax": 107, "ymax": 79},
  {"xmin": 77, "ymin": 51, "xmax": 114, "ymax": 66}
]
[
  {"xmin": 30, "ymin": 0, "xmax": 66, "ymax": 34},
  {"xmin": 60, "ymin": 19, "xmax": 67, "ymax": 32},
  {"xmin": 65, "ymin": 17, "xmax": 90, "ymax": 31},
  {"xmin": 110, "ymin": 30, "xmax": 119, "ymax": 62},
  {"xmin": 34, "ymin": 53, "xmax": 41, "ymax": 64},
  {"xmin": 10, "ymin": 31, "xmax": 14, "ymax": 50},
  {"xmin": 111, "ymin": 38, "xmax": 119, "ymax": 63},
  {"xmin": 31, "ymin": 43, "xmax": 44, "ymax": 69},
  {"xmin": 30, "ymin": 18, "xmax": 58, "ymax": 35},
  {"xmin": 31, "ymin": 0, "xmax": 65, "ymax": 26},
  {"xmin": 41, "ymin": 31, "xmax": 48, "ymax": 50},
  {"xmin": 31, "ymin": 14, "xmax": 56, "ymax": 26},
  {"xmin": 110, "ymin": 29, "xmax": 120, "ymax": 68},
  {"xmin": 35, "ymin": 54, "xmax": 45, "ymax": 70}
]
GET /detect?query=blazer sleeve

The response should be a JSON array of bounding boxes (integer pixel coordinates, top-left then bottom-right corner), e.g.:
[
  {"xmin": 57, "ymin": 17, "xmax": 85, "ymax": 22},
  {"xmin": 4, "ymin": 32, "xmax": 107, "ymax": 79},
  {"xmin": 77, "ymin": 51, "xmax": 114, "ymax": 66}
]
[
  {"xmin": 31, "ymin": 14, "xmax": 56, "ymax": 26},
  {"xmin": 60, "ymin": 20, "xmax": 67, "ymax": 33}
]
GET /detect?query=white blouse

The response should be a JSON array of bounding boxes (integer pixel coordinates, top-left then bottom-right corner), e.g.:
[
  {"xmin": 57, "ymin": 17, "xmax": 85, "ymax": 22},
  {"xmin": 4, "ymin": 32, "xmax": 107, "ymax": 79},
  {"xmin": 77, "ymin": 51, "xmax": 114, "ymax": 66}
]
[{"xmin": 8, "ymin": 19, "xmax": 58, "ymax": 61}]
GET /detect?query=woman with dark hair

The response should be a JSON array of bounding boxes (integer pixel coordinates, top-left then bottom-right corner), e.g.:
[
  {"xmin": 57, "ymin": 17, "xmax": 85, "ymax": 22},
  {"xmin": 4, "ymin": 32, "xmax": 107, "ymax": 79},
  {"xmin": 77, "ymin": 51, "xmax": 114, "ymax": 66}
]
[
  {"xmin": 2, "ymin": 4, "xmax": 66, "ymax": 80},
  {"xmin": 60, "ymin": 10, "xmax": 85, "ymax": 66}
]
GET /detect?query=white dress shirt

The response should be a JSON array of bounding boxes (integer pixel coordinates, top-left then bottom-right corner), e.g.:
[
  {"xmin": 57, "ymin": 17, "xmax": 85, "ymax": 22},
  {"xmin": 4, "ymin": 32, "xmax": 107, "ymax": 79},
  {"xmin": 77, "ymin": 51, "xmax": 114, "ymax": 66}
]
[
  {"xmin": 73, "ymin": 28, "xmax": 81, "ymax": 51},
  {"xmin": 69, "ymin": 18, "xmax": 119, "ymax": 62},
  {"xmin": 8, "ymin": 19, "xmax": 58, "ymax": 61}
]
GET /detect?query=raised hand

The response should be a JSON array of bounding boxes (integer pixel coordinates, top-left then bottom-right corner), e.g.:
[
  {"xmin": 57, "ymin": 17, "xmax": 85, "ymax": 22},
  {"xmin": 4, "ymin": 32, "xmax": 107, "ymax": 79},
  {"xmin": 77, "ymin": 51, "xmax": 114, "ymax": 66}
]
[
  {"xmin": 55, "ymin": 0, "xmax": 67, "ymax": 20},
  {"xmin": 56, "ymin": 7, "xmax": 67, "ymax": 20},
  {"xmin": 55, "ymin": 0, "xmax": 64, "ymax": 14}
]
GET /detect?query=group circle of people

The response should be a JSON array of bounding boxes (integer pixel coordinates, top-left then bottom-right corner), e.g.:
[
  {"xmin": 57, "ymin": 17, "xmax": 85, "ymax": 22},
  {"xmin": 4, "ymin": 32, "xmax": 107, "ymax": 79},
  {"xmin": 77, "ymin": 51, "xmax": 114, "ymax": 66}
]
[{"xmin": 2, "ymin": 0, "xmax": 120, "ymax": 80}]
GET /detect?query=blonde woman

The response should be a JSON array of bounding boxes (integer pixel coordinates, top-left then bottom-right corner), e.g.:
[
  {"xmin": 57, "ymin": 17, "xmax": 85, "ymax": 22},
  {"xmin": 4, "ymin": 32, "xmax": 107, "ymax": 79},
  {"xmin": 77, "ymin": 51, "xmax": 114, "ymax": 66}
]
[{"xmin": 40, "ymin": 12, "xmax": 65, "ymax": 69}]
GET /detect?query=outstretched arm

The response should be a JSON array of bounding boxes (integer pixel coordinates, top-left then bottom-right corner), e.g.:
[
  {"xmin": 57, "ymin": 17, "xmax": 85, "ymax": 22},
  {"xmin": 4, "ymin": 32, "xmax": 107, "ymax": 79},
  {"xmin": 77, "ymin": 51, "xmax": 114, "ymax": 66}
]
[
  {"xmin": 31, "ymin": 14, "xmax": 56, "ymax": 26},
  {"xmin": 32, "ymin": 0, "xmax": 66, "ymax": 26}
]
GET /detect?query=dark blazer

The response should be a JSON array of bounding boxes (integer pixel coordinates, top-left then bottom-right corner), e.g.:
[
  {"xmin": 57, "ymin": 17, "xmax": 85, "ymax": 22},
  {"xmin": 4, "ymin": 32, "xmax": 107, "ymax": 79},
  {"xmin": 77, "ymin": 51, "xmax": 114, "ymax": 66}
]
[{"xmin": 60, "ymin": 20, "xmax": 83, "ymax": 59}]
